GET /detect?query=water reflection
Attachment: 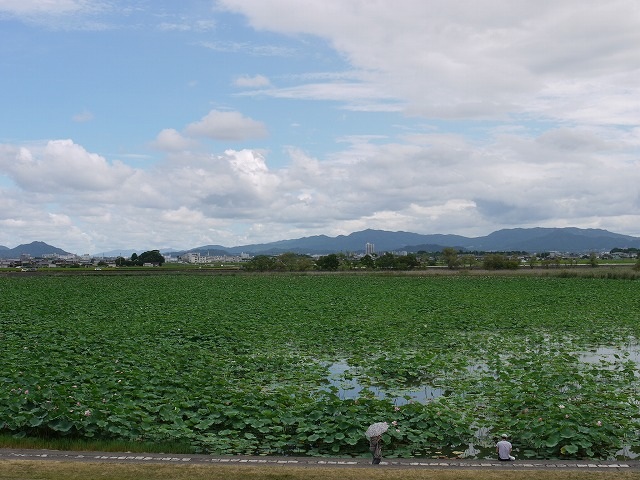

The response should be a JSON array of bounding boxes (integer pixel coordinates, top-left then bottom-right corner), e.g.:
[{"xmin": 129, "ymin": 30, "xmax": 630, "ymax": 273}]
[
  {"xmin": 324, "ymin": 360, "xmax": 444, "ymax": 405},
  {"xmin": 579, "ymin": 343, "xmax": 640, "ymax": 368}
]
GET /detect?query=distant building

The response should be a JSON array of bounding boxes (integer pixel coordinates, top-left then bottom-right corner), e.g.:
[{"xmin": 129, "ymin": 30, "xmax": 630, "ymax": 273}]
[{"xmin": 365, "ymin": 242, "xmax": 375, "ymax": 255}]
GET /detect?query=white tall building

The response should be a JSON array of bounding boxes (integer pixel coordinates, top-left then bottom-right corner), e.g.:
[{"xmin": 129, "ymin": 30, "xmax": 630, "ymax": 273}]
[{"xmin": 365, "ymin": 242, "xmax": 375, "ymax": 255}]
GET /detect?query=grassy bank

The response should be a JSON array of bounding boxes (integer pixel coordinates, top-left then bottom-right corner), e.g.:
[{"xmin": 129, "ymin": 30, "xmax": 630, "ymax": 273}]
[{"xmin": 1, "ymin": 460, "xmax": 639, "ymax": 480}]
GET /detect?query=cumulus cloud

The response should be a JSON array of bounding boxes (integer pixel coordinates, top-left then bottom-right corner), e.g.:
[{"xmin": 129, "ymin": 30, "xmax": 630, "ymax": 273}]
[
  {"xmin": 184, "ymin": 110, "xmax": 268, "ymax": 141},
  {"xmin": 218, "ymin": 0, "xmax": 640, "ymax": 124},
  {"xmin": 1, "ymin": 1, "xmax": 639, "ymax": 253},
  {"xmin": 1, "ymin": 120, "xmax": 639, "ymax": 253},
  {"xmin": 0, "ymin": 139, "xmax": 134, "ymax": 192},
  {"xmin": 151, "ymin": 129, "xmax": 198, "ymax": 152}
]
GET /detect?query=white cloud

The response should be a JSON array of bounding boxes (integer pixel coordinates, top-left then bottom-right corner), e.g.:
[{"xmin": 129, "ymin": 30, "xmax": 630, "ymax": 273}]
[
  {"xmin": 0, "ymin": 0, "xmax": 111, "ymax": 29},
  {"xmin": 218, "ymin": 0, "xmax": 640, "ymax": 124},
  {"xmin": 197, "ymin": 40, "xmax": 295, "ymax": 57},
  {"xmin": 233, "ymin": 74, "xmax": 271, "ymax": 88},
  {"xmin": 0, "ymin": 139, "xmax": 134, "ymax": 192},
  {"xmin": 1, "ymin": 2, "xmax": 639, "ymax": 252},
  {"xmin": 72, "ymin": 110, "xmax": 94, "ymax": 122},
  {"xmin": 0, "ymin": 0, "xmax": 90, "ymax": 16},
  {"xmin": 151, "ymin": 129, "xmax": 198, "ymax": 152},
  {"xmin": 157, "ymin": 19, "xmax": 215, "ymax": 32},
  {"xmin": 184, "ymin": 110, "xmax": 268, "ymax": 141},
  {"xmin": 1, "ymin": 122, "xmax": 639, "ymax": 253}
]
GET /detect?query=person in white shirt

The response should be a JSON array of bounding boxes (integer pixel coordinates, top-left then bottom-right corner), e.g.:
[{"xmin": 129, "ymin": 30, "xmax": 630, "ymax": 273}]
[{"xmin": 496, "ymin": 434, "xmax": 515, "ymax": 461}]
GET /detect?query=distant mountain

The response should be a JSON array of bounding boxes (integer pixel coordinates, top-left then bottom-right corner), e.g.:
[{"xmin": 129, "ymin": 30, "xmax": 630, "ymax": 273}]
[
  {"xmin": 461, "ymin": 227, "xmax": 640, "ymax": 252},
  {"xmin": 178, "ymin": 245, "xmax": 232, "ymax": 256},
  {"xmin": 192, "ymin": 227, "xmax": 640, "ymax": 255},
  {"xmin": 7, "ymin": 228, "xmax": 640, "ymax": 259},
  {"xmin": 0, "ymin": 241, "xmax": 70, "ymax": 258},
  {"xmin": 216, "ymin": 230, "xmax": 468, "ymax": 255},
  {"xmin": 0, "ymin": 245, "xmax": 9, "ymax": 251}
]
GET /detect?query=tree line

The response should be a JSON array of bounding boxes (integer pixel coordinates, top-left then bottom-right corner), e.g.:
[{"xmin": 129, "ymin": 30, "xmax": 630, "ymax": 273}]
[
  {"xmin": 114, "ymin": 250, "xmax": 165, "ymax": 267},
  {"xmin": 242, "ymin": 248, "xmax": 523, "ymax": 272},
  {"xmin": 242, "ymin": 247, "xmax": 640, "ymax": 272}
]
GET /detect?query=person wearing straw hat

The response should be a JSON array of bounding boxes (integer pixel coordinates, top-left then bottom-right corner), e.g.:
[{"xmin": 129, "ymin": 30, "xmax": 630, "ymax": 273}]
[{"xmin": 496, "ymin": 434, "xmax": 515, "ymax": 461}]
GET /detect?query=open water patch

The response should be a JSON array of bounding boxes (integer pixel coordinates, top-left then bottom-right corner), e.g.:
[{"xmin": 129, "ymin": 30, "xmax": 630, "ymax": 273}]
[
  {"xmin": 323, "ymin": 360, "xmax": 444, "ymax": 405},
  {"xmin": 579, "ymin": 341, "xmax": 640, "ymax": 369}
]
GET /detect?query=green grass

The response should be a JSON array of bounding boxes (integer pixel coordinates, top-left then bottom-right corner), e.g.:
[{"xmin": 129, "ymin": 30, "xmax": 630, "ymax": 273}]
[{"xmin": 1, "ymin": 460, "xmax": 639, "ymax": 480}]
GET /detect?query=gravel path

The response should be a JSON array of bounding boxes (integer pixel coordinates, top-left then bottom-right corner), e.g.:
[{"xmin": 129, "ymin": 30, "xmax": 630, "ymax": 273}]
[{"xmin": 1, "ymin": 448, "xmax": 637, "ymax": 471}]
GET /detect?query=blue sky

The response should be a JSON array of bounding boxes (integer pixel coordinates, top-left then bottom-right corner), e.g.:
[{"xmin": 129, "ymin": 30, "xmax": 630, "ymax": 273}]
[{"xmin": 0, "ymin": 0, "xmax": 639, "ymax": 254}]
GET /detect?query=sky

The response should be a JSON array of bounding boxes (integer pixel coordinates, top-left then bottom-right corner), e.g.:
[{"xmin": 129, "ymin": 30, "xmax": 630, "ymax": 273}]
[{"xmin": 0, "ymin": 0, "xmax": 639, "ymax": 254}]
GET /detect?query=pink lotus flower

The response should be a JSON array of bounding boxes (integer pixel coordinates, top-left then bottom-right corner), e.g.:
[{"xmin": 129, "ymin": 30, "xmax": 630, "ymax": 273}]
[
  {"xmin": 84, "ymin": 410, "xmax": 91, "ymax": 416},
  {"xmin": 596, "ymin": 421, "xmax": 602, "ymax": 426}
]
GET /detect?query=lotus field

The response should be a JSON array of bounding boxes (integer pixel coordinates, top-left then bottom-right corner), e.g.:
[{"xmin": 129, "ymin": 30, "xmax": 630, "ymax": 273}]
[{"xmin": 1, "ymin": 273, "xmax": 640, "ymax": 459}]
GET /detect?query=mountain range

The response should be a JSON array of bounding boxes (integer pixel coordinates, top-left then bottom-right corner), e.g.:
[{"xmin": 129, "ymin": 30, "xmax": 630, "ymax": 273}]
[
  {"xmin": 1, "ymin": 228, "xmax": 639, "ymax": 259},
  {"xmin": 182, "ymin": 227, "xmax": 640, "ymax": 256}
]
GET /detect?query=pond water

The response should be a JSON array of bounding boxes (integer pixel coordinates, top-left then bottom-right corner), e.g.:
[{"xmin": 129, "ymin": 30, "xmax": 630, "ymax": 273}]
[
  {"xmin": 324, "ymin": 360, "xmax": 444, "ymax": 405},
  {"xmin": 579, "ymin": 342, "xmax": 640, "ymax": 368}
]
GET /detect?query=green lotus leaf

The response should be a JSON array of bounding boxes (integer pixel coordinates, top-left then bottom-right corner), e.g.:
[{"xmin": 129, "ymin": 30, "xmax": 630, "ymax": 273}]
[{"xmin": 561, "ymin": 444, "xmax": 579, "ymax": 455}]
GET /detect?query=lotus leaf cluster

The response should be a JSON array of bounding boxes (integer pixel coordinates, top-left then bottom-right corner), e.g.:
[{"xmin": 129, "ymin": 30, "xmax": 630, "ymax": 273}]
[{"xmin": 1, "ymin": 274, "xmax": 639, "ymax": 459}]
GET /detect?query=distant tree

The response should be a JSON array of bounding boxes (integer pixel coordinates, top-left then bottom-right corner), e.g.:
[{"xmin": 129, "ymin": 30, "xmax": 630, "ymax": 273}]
[
  {"xmin": 137, "ymin": 250, "xmax": 165, "ymax": 265},
  {"xmin": 273, "ymin": 252, "xmax": 314, "ymax": 271},
  {"xmin": 442, "ymin": 247, "xmax": 459, "ymax": 269},
  {"xmin": 360, "ymin": 254, "xmax": 376, "ymax": 269},
  {"xmin": 527, "ymin": 255, "xmax": 537, "ymax": 269},
  {"xmin": 460, "ymin": 254, "xmax": 478, "ymax": 269},
  {"xmin": 296, "ymin": 255, "xmax": 315, "ymax": 271},
  {"xmin": 375, "ymin": 252, "xmax": 396, "ymax": 269},
  {"xmin": 115, "ymin": 256, "xmax": 127, "ymax": 267},
  {"xmin": 276, "ymin": 252, "xmax": 298, "ymax": 271},
  {"xmin": 588, "ymin": 252, "xmax": 599, "ymax": 268},
  {"xmin": 633, "ymin": 258, "xmax": 640, "ymax": 272},
  {"xmin": 316, "ymin": 253, "xmax": 340, "ymax": 271},
  {"xmin": 244, "ymin": 255, "xmax": 276, "ymax": 272},
  {"xmin": 336, "ymin": 253, "xmax": 353, "ymax": 271},
  {"xmin": 483, "ymin": 254, "xmax": 519, "ymax": 270},
  {"xmin": 541, "ymin": 257, "xmax": 561, "ymax": 268},
  {"xmin": 395, "ymin": 253, "xmax": 419, "ymax": 270}
]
